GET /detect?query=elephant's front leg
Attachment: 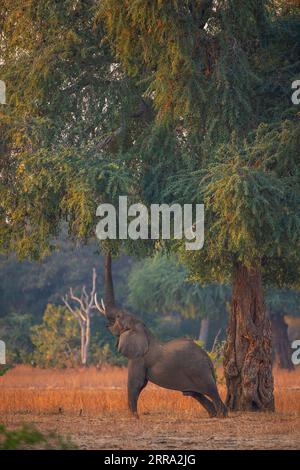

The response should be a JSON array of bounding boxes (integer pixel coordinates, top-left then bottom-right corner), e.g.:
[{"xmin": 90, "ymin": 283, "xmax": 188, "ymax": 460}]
[{"xmin": 127, "ymin": 359, "xmax": 148, "ymax": 418}]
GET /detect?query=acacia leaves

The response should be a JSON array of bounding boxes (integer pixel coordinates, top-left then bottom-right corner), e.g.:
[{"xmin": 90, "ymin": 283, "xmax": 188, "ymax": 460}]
[
  {"xmin": 203, "ymin": 153, "xmax": 298, "ymax": 264},
  {"xmin": 172, "ymin": 134, "xmax": 300, "ymax": 284},
  {"xmin": 0, "ymin": 143, "xmax": 133, "ymax": 258}
]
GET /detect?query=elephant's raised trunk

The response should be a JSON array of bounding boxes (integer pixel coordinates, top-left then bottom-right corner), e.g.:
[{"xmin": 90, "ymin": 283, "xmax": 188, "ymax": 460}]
[
  {"xmin": 94, "ymin": 252, "xmax": 117, "ymax": 323},
  {"xmin": 104, "ymin": 252, "xmax": 115, "ymax": 309}
]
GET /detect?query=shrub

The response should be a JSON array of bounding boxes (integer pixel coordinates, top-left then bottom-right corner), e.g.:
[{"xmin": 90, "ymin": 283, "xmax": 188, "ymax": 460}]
[
  {"xmin": 30, "ymin": 304, "xmax": 80, "ymax": 367},
  {"xmin": 0, "ymin": 424, "xmax": 77, "ymax": 450}
]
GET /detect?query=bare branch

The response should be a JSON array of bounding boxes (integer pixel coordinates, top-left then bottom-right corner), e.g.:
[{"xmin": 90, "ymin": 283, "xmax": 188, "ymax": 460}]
[
  {"xmin": 82, "ymin": 285, "xmax": 89, "ymax": 305},
  {"xmin": 94, "ymin": 293, "xmax": 106, "ymax": 316},
  {"xmin": 70, "ymin": 288, "xmax": 85, "ymax": 311},
  {"xmin": 68, "ymin": 288, "xmax": 86, "ymax": 321},
  {"xmin": 62, "ymin": 296, "xmax": 84, "ymax": 323}
]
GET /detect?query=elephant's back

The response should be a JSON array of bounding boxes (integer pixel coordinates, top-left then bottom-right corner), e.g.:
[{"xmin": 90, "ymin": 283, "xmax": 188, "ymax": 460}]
[
  {"xmin": 164, "ymin": 338, "xmax": 215, "ymax": 377},
  {"xmin": 163, "ymin": 337, "xmax": 208, "ymax": 358}
]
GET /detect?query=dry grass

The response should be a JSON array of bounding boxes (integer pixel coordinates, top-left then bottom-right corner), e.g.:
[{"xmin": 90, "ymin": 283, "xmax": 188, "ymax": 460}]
[
  {"xmin": 0, "ymin": 364, "xmax": 299, "ymax": 417},
  {"xmin": 0, "ymin": 364, "xmax": 127, "ymax": 391},
  {"xmin": 1, "ymin": 365, "xmax": 300, "ymax": 449}
]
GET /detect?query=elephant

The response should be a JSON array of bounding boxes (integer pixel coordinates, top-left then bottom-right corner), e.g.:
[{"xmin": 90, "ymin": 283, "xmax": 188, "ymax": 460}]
[{"xmin": 95, "ymin": 296, "xmax": 227, "ymax": 418}]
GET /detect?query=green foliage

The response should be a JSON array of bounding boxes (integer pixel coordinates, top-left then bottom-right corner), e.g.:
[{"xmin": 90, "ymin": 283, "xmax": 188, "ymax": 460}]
[
  {"xmin": 99, "ymin": 0, "xmax": 265, "ymax": 131},
  {"xmin": 0, "ymin": 0, "xmax": 143, "ymax": 259},
  {"xmin": 2, "ymin": 1, "xmax": 299, "ymax": 289},
  {"xmin": 128, "ymin": 254, "xmax": 188, "ymax": 315},
  {"xmin": 128, "ymin": 254, "xmax": 230, "ymax": 320},
  {"xmin": 171, "ymin": 123, "xmax": 300, "ymax": 286},
  {"xmin": 0, "ymin": 423, "xmax": 77, "ymax": 450},
  {"xmin": 128, "ymin": 254, "xmax": 230, "ymax": 347},
  {"xmin": 0, "ymin": 313, "xmax": 34, "ymax": 363},
  {"xmin": 30, "ymin": 304, "xmax": 80, "ymax": 367},
  {"xmin": 0, "ymin": 365, "xmax": 11, "ymax": 377},
  {"xmin": 90, "ymin": 341, "xmax": 126, "ymax": 367},
  {"xmin": 98, "ymin": 0, "xmax": 300, "ymax": 290}
]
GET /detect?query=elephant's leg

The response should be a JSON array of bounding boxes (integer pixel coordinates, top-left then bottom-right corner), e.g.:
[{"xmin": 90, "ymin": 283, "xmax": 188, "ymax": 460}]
[
  {"xmin": 127, "ymin": 360, "xmax": 148, "ymax": 418},
  {"xmin": 183, "ymin": 391, "xmax": 217, "ymax": 418},
  {"xmin": 205, "ymin": 385, "xmax": 228, "ymax": 418}
]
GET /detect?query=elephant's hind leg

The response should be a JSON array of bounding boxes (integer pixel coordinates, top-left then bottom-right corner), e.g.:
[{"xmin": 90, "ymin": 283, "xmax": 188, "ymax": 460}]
[
  {"xmin": 182, "ymin": 391, "xmax": 217, "ymax": 418},
  {"xmin": 205, "ymin": 385, "xmax": 228, "ymax": 418}
]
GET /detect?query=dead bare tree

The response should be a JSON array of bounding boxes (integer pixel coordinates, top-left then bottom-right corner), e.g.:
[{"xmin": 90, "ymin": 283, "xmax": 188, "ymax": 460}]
[{"xmin": 62, "ymin": 268, "xmax": 97, "ymax": 366}]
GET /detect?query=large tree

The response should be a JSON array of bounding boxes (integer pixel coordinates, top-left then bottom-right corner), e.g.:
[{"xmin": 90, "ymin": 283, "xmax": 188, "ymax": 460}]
[
  {"xmin": 1, "ymin": 0, "xmax": 300, "ymax": 413},
  {"xmin": 99, "ymin": 1, "xmax": 300, "ymax": 411}
]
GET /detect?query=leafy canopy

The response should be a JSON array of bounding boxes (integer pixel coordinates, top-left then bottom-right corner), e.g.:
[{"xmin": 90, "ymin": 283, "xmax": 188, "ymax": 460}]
[
  {"xmin": 0, "ymin": 0, "xmax": 299, "ymax": 291},
  {"xmin": 99, "ymin": 0, "xmax": 300, "ymax": 285}
]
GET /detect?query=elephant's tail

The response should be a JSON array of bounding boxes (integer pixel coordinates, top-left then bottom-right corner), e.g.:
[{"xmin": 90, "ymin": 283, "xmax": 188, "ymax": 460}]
[
  {"xmin": 212, "ymin": 365, "xmax": 217, "ymax": 383},
  {"xmin": 209, "ymin": 357, "xmax": 217, "ymax": 383}
]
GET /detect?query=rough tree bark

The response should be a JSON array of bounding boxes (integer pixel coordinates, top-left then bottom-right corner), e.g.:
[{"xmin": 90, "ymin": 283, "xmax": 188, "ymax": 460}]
[
  {"xmin": 224, "ymin": 263, "xmax": 275, "ymax": 411},
  {"xmin": 198, "ymin": 317, "xmax": 210, "ymax": 347},
  {"xmin": 270, "ymin": 314, "xmax": 294, "ymax": 371}
]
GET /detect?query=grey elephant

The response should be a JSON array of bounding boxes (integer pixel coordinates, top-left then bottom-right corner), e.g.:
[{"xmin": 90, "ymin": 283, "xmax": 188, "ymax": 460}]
[{"xmin": 95, "ymin": 296, "xmax": 227, "ymax": 418}]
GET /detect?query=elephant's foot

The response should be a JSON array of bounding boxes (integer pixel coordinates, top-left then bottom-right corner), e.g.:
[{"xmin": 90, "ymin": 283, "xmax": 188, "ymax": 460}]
[
  {"xmin": 183, "ymin": 391, "xmax": 217, "ymax": 418},
  {"xmin": 218, "ymin": 406, "xmax": 228, "ymax": 418},
  {"xmin": 205, "ymin": 387, "xmax": 228, "ymax": 418},
  {"xmin": 215, "ymin": 402, "xmax": 228, "ymax": 418}
]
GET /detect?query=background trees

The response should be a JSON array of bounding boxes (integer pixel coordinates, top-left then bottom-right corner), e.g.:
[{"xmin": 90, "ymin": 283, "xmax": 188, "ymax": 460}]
[
  {"xmin": 0, "ymin": 248, "xmax": 209, "ymax": 367},
  {"xmin": 128, "ymin": 254, "xmax": 230, "ymax": 349},
  {"xmin": 30, "ymin": 304, "xmax": 80, "ymax": 368},
  {"xmin": 267, "ymin": 289, "xmax": 300, "ymax": 371}
]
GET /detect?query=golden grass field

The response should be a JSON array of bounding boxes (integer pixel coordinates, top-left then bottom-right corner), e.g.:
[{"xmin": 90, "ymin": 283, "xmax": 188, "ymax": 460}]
[{"xmin": 0, "ymin": 365, "xmax": 300, "ymax": 449}]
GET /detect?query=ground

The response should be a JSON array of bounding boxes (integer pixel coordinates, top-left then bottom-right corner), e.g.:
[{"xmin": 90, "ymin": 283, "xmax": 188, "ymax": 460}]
[
  {"xmin": 0, "ymin": 365, "xmax": 300, "ymax": 450},
  {"xmin": 2, "ymin": 412, "xmax": 300, "ymax": 450}
]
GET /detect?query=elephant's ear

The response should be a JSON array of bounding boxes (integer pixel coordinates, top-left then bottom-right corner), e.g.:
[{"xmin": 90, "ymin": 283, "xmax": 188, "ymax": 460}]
[{"xmin": 118, "ymin": 324, "xmax": 149, "ymax": 359}]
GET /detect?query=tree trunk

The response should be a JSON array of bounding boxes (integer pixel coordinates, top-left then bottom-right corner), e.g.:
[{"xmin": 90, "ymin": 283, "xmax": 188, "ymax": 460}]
[
  {"xmin": 198, "ymin": 317, "xmax": 210, "ymax": 347},
  {"xmin": 270, "ymin": 314, "xmax": 294, "ymax": 371},
  {"xmin": 224, "ymin": 263, "xmax": 275, "ymax": 411},
  {"xmin": 104, "ymin": 252, "xmax": 115, "ymax": 308}
]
